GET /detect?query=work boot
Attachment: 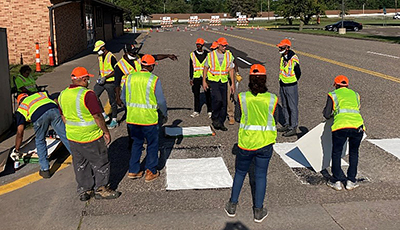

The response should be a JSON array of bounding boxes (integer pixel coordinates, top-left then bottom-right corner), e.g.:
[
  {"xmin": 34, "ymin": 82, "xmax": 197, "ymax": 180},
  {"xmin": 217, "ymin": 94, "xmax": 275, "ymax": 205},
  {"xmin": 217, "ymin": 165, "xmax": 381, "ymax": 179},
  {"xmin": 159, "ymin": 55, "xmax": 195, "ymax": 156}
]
[
  {"xmin": 190, "ymin": 111, "xmax": 200, "ymax": 118},
  {"xmin": 229, "ymin": 117, "xmax": 235, "ymax": 125},
  {"xmin": 345, "ymin": 180, "xmax": 359, "ymax": 190},
  {"xmin": 326, "ymin": 180, "xmax": 343, "ymax": 191},
  {"xmin": 95, "ymin": 186, "xmax": 121, "ymax": 199},
  {"xmin": 212, "ymin": 120, "xmax": 221, "ymax": 130},
  {"xmin": 79, "ymin": 190, "xmax": 94, "ymax": 201},
  {"xmin": 39, "ymin": 170, "xmax": 51, "ymax": 179},
  {"xmin": 283, "ymin": 128, "xmax": 297, "ymax": 137},
  {"xmin": 253, "ymin": 207, "xmax": 268, "ymax": 223},
  {"xmin": 224, "ymin": 200, "xmax": 237, "ymax": 217},
  {"xmin": 220, "ymin": 125, "xmax": 228, "ymax": 131},
  {"xmin": 145, "ymin": 169, "xmax": 160, "ymax": 182},
  {"xmin": 277, "ymin": 125, "xmax": 289, "ymax": 132},
  {"xmin": 128, "ymin": 171, "xmax": 144, "ymax": 179}
]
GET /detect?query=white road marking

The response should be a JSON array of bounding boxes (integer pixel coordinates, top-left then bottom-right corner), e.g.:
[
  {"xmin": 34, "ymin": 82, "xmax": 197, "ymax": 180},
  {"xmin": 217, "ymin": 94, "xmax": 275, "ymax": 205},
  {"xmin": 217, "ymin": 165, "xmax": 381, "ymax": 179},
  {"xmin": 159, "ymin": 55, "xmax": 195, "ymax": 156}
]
[
  {"xmin": 367, "ymin": 51, "xmax": 399, "ymax": 59},
  {"xmin": 237, "ymin": 57, "xmax": 252, "ymax": 66}
]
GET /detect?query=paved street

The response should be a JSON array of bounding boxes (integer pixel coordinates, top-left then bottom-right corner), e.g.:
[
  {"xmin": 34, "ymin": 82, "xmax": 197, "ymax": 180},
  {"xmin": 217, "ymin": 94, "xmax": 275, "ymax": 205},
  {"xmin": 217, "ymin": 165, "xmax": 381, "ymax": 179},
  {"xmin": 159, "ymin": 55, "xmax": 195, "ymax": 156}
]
[{"xmin": 1, "ymin": 28, "xmax": 400, "ymax": 230}]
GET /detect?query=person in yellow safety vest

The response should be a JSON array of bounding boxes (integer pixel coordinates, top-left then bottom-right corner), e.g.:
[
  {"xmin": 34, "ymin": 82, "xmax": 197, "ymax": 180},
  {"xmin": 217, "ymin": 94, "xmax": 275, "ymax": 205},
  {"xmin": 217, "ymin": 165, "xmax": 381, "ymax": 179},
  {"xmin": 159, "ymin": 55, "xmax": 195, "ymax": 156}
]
[
  {"xmin": 121, "ymin": 54, "xmax": 168, "ymax": 183},
  {"xmin": 13, "ymin": 92, "xmax": 71, "ymax": 178},
  {"xmin": 203, "ymin": 37, "xmax": 235, "ymax": 131},
  {"xmin": 14, "ymin": 65, "xmax": 39, "ymax": 94},
  {"xmin": 189, "ymin": 38, "xmax": 212, "ymax": 119},
  {"xmin": 323, "ymin": 75, "xmax": 364, "ymax": 191},
  {"xmin": 225, "ymin": 64, "xmax": 277, "ymax": 223},
  {"xmin": 58, "ymin": 67, "xmax": 121, "ymax": 201},
  {"xmin": 93, "ymin": 40, "xmax": 119, "ymax": 129},
  {"xmin": 276, "ymin": 39, "xmax": 301, "ymax": 137}
]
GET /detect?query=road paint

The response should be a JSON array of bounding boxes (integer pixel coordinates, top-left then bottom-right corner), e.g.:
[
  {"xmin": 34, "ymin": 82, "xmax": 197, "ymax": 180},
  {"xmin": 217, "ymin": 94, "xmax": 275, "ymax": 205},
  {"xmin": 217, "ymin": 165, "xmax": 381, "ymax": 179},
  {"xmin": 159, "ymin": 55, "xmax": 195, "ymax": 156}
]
[
  {"xmin": 208, "ymin": 30, "xmax": 400, "ymax": 84},
  {"xmin": 0, "ymin": 155, "xmax": 72, "ymax": 196},
  {"xmin": 367, "ymin": 51, "xmax": 399, "ymax": 59},
  {"xmin": 237, "ymin": 57, "xmax": 252, "ymax": 65}
]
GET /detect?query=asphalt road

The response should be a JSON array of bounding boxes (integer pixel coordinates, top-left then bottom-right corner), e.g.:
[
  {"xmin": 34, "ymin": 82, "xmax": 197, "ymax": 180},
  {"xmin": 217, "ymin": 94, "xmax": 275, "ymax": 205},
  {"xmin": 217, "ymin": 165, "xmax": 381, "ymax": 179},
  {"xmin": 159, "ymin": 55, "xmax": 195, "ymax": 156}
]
[{"xmin": 1, "ymin": 28, "xmax": 400, "ymax": 230}]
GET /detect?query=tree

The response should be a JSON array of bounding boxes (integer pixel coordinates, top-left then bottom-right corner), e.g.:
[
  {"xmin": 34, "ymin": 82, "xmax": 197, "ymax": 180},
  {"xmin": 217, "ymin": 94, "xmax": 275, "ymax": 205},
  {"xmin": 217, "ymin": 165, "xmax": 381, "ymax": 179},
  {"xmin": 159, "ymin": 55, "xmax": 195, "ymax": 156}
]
[
  {"xmin": 227, "ymin": 0, "xmax": 258, "ymax": 17},
  {"xmin": 276, "ymin": 0, "xmax": 326, "ymax": 29},
  {"xmin": 191, "ymin": 0, "xmax": 228, "ymax": 13}
]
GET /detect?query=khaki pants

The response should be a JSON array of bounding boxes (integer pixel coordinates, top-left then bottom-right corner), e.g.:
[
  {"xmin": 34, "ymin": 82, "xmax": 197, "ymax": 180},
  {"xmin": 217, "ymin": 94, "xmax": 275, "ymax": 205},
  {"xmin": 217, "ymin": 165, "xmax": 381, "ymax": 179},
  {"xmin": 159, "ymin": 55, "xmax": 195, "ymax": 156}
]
[{"xmin": 227, "ymin": 80, "xmax": 235, "ymax": 119}]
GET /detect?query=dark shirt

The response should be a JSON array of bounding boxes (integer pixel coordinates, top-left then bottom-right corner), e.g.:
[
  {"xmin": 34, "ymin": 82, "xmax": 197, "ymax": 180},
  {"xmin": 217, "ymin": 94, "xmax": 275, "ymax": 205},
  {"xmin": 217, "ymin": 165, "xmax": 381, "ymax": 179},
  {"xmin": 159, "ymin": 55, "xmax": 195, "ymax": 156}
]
[
  {"xmin": 16, "ymin": 103, "xmax": 58, "ymax": 126},
  {"xmin": 114, "ymin": 56, "xmax": 139, "ymax": 87},
  {"xmin": 279, "ymin": 50, "xmax": 301, "ymax": 87},
  {"xmin": 323, "ymin": 95, "xmax": 334, "ymax": 120},
  {"xmin": 189, "ymin": 50, "xmax": 208, "ymax": 80}
]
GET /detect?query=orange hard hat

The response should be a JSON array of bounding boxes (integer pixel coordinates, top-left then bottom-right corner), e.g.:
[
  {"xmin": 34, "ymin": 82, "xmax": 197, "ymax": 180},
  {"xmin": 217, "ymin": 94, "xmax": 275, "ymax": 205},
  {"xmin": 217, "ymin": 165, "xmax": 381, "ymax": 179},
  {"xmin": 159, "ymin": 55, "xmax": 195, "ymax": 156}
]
[
  {"xmin": 196, "ymin": 38, "xmax": 205, "ymax": 45},
  {"xmin": 141, "ymin": 54, "xmax": 157, "ymax": 66},
  {"xmin": 217, "ymin": 37, "xmax": 228, "ymax": 45},
  {"xmin": 250, "ymin": 64, "xmax": 266, "ymax": 75},
  {"xmin": 210, "ymin": 41, "xmax": 218, "ymax": 49},
  {"xmin": 71, "ymin": 67, "xmax": 94, "ymax": 79},
  {"xmin": 334, "ymin": 75, "xmax": 349, "ymax": 86},
  {"xmin": 276, "ymin": 39, "xmax": 291, "ymax": 47},
  {"xmin": 17, "ymin": 93, "xmax": 28, "ymax": 104}
]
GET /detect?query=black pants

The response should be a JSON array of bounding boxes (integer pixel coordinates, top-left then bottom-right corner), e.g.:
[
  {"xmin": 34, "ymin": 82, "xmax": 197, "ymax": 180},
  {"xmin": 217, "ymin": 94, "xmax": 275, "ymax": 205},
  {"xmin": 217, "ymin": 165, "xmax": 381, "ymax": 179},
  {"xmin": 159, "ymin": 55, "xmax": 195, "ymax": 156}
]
[
  {"xmin": 192, "ymin": 78, "xmax": 212, "ymax": 113},
  {"xmin": 94, "ymin": 82, "xmax": 117, "ymax": 119},
  {"xmin": 209, "ymin": 81, "xmax": 227, "ymax": 125}
]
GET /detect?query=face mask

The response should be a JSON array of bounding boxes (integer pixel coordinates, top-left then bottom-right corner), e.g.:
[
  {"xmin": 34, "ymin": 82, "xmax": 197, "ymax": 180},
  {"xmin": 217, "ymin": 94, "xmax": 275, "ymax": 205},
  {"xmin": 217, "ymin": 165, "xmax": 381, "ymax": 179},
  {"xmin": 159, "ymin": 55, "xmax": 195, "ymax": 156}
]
[
  {"xmin": 98, "ymin": 50, "xmax": 104, "ymax": 55},
  {"xmin": 127, "ymin": 54, "xmax": 136, "ymax": 60},
  {"xmin": 279, "ymin": 50, "xmax": 286, "ymax": 54},
  {"xmin": 87, "ymin": 79, "xmax": 91, "ymax": 84}
]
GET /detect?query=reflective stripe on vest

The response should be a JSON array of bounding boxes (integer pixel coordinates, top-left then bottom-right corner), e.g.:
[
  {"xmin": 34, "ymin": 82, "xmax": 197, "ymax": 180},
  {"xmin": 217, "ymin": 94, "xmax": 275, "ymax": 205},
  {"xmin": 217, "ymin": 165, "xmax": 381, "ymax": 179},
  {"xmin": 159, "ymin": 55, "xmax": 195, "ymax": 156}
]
[
  {"xmin": 17, "ymin": 92, "xmax": 56, "ymax": 121},
  {"xmin": 328, "ymin": 88, "xmax": 364, "ymax": 132},
  {"xmin": 207, "ymin": 50, "xmax": 232, "ymax": 83},
  {"xmin": 279, "ymin": 55, "xmax": 299, "ymax": 84},
  {"xmin": 59, "ymin": 87, "xmax": 103, "ymax": 143},
  {"xmin": 99, "ymin": 52, "xmax": 115, "ymax": 81},
  {"xmin": 238, "ymin": 91, "xmax": 277, "ymax": 151},
  {"xmin": 190, "ymin": 52, "xmax": 205, "ymax": 78},
  {"xmin": 126, "ymin": 71, "xmax": 158, "ymax": 125}
]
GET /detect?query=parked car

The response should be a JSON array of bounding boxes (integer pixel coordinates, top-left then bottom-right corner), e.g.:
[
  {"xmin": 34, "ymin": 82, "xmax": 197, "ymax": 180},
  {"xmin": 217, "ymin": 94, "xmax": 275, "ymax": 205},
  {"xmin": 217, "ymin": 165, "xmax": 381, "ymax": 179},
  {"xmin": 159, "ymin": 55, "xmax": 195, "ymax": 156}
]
[
  {"xmin": 325, "ymin": 21, "xmax": 363, "ymax": 32},
  {"xmin": 394, "ymin": 13, "xmax": 400, "ymax": 19}
]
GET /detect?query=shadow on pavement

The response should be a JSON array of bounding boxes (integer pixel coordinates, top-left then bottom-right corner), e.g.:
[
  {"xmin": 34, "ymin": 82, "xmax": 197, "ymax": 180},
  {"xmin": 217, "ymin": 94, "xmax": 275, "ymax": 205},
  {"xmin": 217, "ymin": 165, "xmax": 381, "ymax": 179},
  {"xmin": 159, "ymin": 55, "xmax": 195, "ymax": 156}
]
[
  {"xmin": 158, "ymin": 119, "xmax": 183, "ymax": 171},
  {"xmin": 223, "ymin": 221, "xmax": 250, "ymax": 230},
  {"xmin": 108, "ymin": 136, "xmax": 131, "ymax": 190}
]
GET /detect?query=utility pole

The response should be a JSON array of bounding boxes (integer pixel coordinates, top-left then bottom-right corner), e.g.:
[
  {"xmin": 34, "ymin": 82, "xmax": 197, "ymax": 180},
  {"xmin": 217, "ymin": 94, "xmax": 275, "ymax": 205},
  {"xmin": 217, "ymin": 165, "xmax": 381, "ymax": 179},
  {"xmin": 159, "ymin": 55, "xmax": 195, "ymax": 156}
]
[
  {"xmin": 268, "ymin": 0, "xmax": 270, "ymax": 21},
  {"xmin": 341, "ymin": 0, "xmax": 344, "ymax": 28},
  {"xmin": 261, "ymin": 0, "xmax": 262, "ymax": 17},
  {"xmin": 396, "ymin": 0, "xmax": 398, "ymax": 13}
]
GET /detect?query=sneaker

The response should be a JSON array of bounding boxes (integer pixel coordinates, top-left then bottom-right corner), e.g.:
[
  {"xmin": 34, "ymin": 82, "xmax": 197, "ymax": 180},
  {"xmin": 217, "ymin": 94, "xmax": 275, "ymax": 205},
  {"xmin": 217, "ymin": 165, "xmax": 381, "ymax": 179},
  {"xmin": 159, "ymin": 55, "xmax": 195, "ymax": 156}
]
[
  {"xmin": 128, "ymin": 171, "xmax": 144, "ymax": 179},
  {"xmin": 277, "ymin": 125, "xmax": 289, "ymax": 132},
  {"xmin": 253, "ymin": 207, "xmax": 269, "ymax": 223},
  {"xmin": 79, "ymin": 190, "xmax": 94, "ymax": 201},
  {"xmin": 220, "ymin": 125, "xmax": 228, "ymax": 131},
  {"xmin": 95, "ymin": 186, "xmax": 121, "ymax": 199},
  {"xmin": 190, "ymin": 112, "xmax": 200, "ymax": 118},
  {"xmin": 145, "ymin": 169, "xmax": 160, "ymax": 182},
  {"xmin": 208, "ymin": 112, "xmax": 212, "ymax": 119},
  {"xmin": 283, "ymin": 128, "xmax": 297, "ymax": 137},
  {"xmin": 326, "ymin": 181, "xmax": 343, "ymax": 191},
  {"xmin": 345, "ymin": 180, "xmax": 359, "ymax": 190},
  {"xmin": 224, "ymin": 201, "xmax": 237, "ymax": 217},
  {"xmin": 39, "ymin": 170, "xmax": 51, "ymax": 179},
  {"xmin": 104, "ymin": 115, "xmax": 110, "ymax": 122},
  {"xmin": 228, "ymin": 117, "xmax": 235, "ymax": 125},
  {"xmin": 107, "ymin": 120, "xmax": 118, "ymax": 129}
]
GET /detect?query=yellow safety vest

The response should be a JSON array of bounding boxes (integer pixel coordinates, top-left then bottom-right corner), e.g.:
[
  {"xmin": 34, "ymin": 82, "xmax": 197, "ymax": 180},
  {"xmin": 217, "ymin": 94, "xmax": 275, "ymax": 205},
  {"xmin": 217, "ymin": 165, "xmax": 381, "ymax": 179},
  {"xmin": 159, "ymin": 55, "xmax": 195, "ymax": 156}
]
[
  {"xmin": 206, "ymin": 50, "xmax": 233, "ymax": 83},
  {"xmin": 116, "ymin": 57, "xmax": 141, "ymax": 87},
  {"xmin": 17, "ymin": 92, "xmax": 56, "ymax": 122},
  {"xmin": 190, "ymin": 51, "xmax": 206, "ymax": 79},
  {"xmin": 15, "ymin": 74, "xmax": 37, "ymax": 93},
  {"xmin": 279, "ymin": 54, "xmax": 299, "ymax": 84},
  {"xmin": 58, "ymin": 86, "xmax": 103, "ymax": 143},
  {"xmin": 238, "ymin": 91, "xmax": 278, "ymax": 151},
  {"xmin": 125, "ymin": 71, "xmax": 158, "ymax": 125},
  {"xmin": 328, "ymin": 87, "xmax": 364, "ymax": 132},
  {"xmin": 99, "ymin": 52, "xmax": 116, "ymax": 82}
]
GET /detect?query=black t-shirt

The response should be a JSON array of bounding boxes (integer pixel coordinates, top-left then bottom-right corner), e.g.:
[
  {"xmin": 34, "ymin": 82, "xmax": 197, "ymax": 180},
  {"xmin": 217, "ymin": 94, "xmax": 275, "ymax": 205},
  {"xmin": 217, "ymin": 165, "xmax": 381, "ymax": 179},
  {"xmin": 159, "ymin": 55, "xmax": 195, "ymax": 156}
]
[{"xmin": 114, "ymin": 54, "xmax": 144, "ymax": 87}]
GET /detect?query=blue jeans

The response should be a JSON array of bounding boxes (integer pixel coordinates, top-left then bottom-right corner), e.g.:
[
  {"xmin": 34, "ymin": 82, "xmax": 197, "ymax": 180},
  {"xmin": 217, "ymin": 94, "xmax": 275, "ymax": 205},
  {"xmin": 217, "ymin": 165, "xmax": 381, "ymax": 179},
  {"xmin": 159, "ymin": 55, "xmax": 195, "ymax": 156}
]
[
  {"xmin": 330, "ymin": 128, "xmax": 363, "ymax": 183},
  {"xmin": 33, "ymin": 108, "xmax": 71, "ymax": 171},
  {"xmin": 230, "ymin": 144, "xmax": 273, "ymax": 208},
  {"xmin": 128, "ymin": 124, "xmax": 159, "ymax": 174}
]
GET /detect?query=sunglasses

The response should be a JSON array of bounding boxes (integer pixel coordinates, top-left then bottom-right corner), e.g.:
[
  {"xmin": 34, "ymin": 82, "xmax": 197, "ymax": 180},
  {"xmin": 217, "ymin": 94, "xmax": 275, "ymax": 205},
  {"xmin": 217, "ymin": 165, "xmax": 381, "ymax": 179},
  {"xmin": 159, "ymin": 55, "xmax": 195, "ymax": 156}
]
[{"xmin": 278, "ymin": 46, "xmax": 286, "ymax": 50}]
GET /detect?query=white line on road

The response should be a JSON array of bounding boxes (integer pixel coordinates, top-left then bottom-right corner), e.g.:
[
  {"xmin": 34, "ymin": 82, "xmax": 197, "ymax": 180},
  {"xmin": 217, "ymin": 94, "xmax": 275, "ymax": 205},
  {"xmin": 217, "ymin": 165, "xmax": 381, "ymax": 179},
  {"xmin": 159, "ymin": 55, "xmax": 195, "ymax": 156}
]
[
  {"xmin": 367, "ymin": 51, "xmax": 399, "ymax": 59},
  {"xmin": 237, "ymin": 57, "xmax": 252, "ymax": 66}
]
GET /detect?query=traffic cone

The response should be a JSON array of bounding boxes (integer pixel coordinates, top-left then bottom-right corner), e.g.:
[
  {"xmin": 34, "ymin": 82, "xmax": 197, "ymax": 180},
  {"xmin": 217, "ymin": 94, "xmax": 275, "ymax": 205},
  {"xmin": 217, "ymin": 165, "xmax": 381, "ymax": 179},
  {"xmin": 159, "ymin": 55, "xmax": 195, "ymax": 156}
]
[
  {"xmin": 156, "ymin": 28, "xmax": 159, "ymax": 32},
  {"xmin": 177, "ymin": 26, "xmax": 180, "ymax": 32},
  {"xmin": 48, "ymin": 37, "xmax": 54, "ymax": 67},
  {"xmin": 201, "ymin": 26, "xmax": 204, "ymax": 30},
  {"xmin": 185, "ymin": 26, "xmax": 187, "ymax": 31},
  {"xmin": 230, "ymin": 26, "xmax": 233, "ymax": 30},
  {"xmin": 224, "ymin": 26, "xmax": 227, "ymax": 30},
  {"xmin": 35, "ymin": 42, "xmax": 41, "ymax": 72},
  {"xmin": 150, "ymin": 28, "xmax": 153, "ymax": 32},
  {"xmin": 251, "ymin": 26, "xmax": 254, "ymax": 30},
  {"xmin": 257, "ymin": 26, "xmax": 260, "ymax": 30}
]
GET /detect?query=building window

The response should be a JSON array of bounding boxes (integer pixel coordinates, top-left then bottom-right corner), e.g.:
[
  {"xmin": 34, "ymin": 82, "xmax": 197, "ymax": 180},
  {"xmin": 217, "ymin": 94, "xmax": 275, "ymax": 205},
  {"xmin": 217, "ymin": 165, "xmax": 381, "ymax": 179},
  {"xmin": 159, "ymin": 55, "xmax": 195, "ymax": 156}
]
[
  {"xmin": 96, "ymin": 7, "xmax": 103, "ymax": 27},
  {"xmin": 115, "ymin": 16, "xmax": 121, "ymax": 23}
]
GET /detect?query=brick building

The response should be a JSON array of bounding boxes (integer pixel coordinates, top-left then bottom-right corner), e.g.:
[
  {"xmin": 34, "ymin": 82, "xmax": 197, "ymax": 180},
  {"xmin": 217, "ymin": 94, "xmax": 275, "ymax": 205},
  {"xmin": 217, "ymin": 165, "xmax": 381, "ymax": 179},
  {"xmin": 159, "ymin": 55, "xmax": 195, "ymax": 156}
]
[{"xmin": 0, "ymin": 0, "xmax": 127, "ymax": 65}]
